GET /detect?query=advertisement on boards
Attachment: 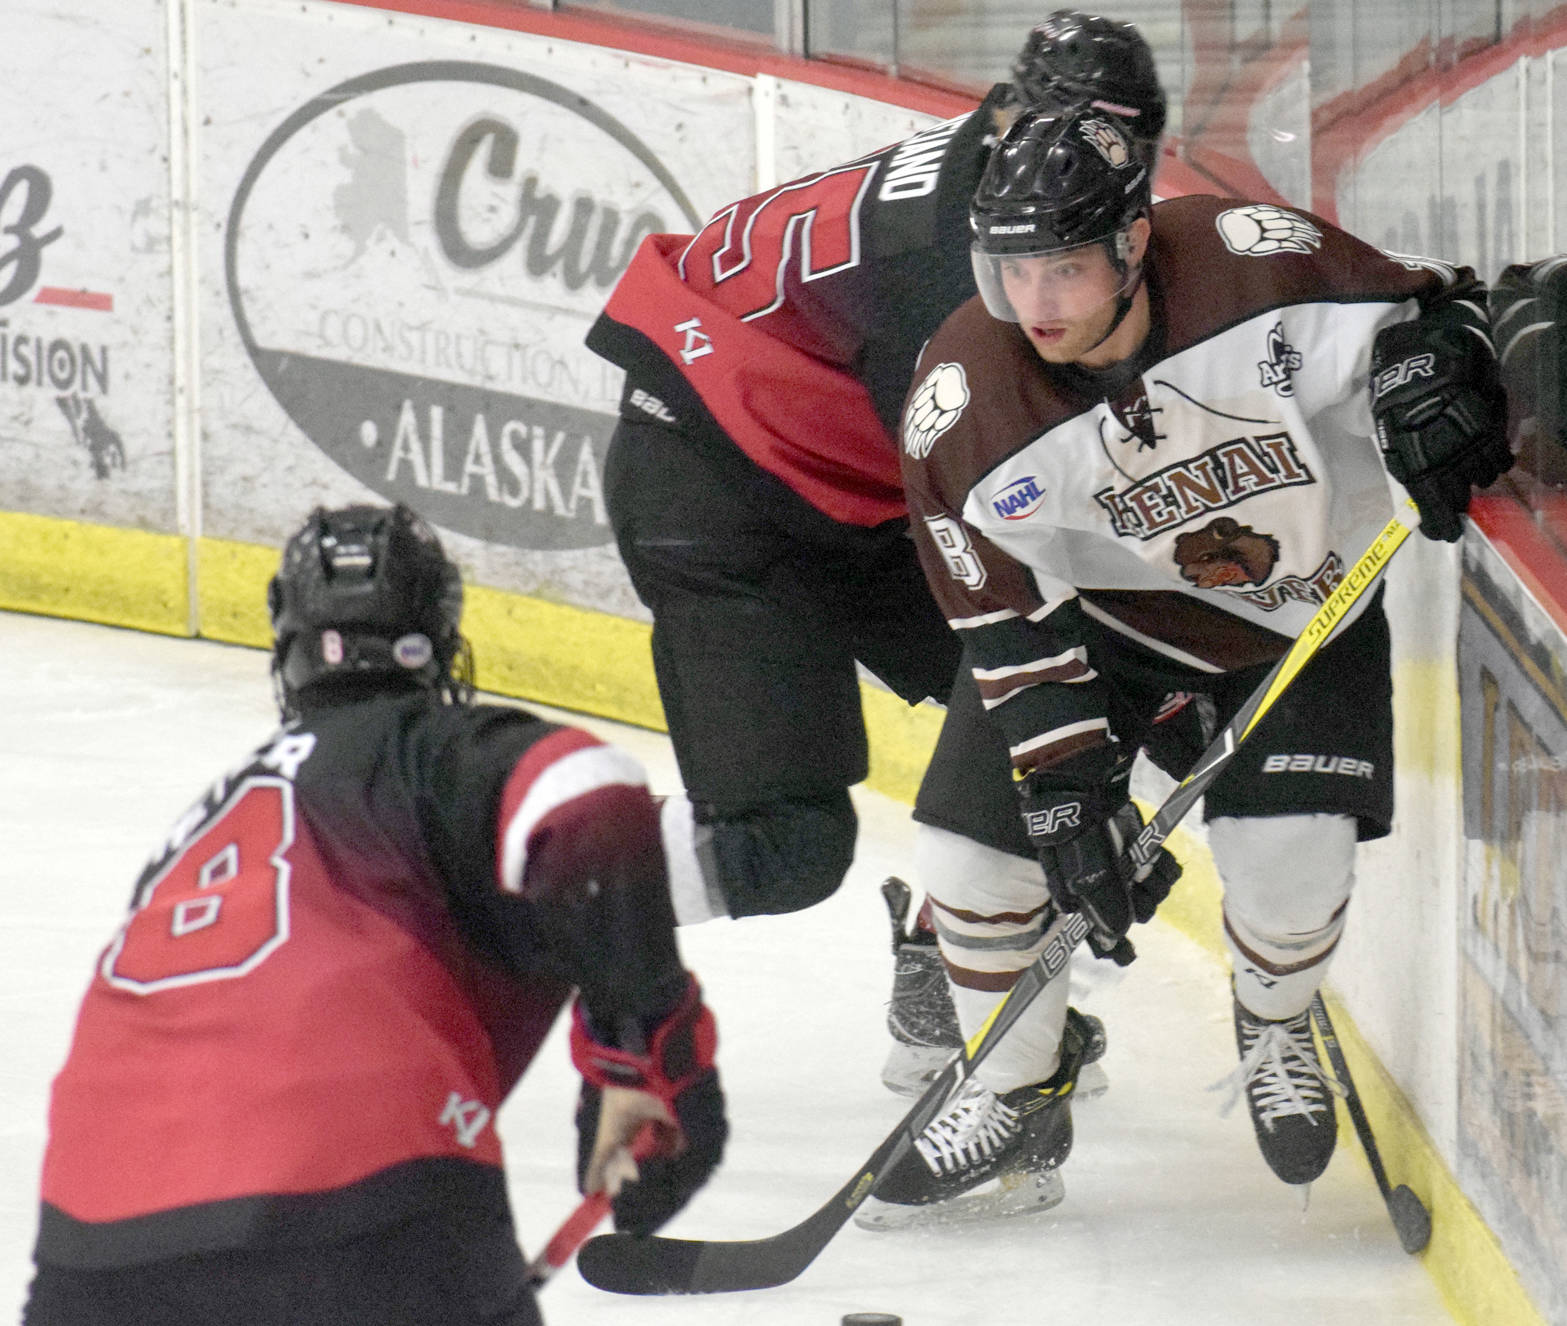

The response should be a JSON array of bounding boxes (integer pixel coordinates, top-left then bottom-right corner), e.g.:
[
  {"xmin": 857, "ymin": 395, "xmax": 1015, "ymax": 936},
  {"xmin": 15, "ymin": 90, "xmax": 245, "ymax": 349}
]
[
  {"xmin": 1457, "ymin": 532, "xmax": 1567, "ymax": 1326},
  {"xmin": 198, "ymin": 0, "xmax": 754, "ymax": 614},
  {"xmin": 0, "ymin": 2, "xmax": 175, "ymax": 531}
]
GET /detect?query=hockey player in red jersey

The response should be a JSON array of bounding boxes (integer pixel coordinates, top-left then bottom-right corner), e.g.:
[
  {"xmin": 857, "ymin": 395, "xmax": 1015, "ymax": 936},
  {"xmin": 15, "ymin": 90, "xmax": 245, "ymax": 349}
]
[
  {"xmin": 869, "ymin": 104, "xmax": 1511, "ymax": 1219},
  {"xmin": 23, "ymin": 504, "xmax": 727, "ymax": 1326},
  {"xmin": 586, "ymin": 11, "xmax": 1162, "ymax": 1106}
]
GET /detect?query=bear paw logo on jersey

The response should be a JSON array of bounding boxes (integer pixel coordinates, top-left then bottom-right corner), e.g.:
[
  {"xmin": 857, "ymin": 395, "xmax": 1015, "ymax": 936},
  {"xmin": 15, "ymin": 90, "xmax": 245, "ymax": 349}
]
[
  {"xmin": 903, "ymin": 362, "xmax": 970, "ymax": 459},
  {"xmin": 1216, "ymin": 205, "xmax": 1322, "ymax": 257},
  {"xmin": 1173, "ymin": 516, "xmax": 1280, "ymax": 589},
  {"xmin": 1080, "ymin": 116, "xmax": 1131, "ymax": 168}
]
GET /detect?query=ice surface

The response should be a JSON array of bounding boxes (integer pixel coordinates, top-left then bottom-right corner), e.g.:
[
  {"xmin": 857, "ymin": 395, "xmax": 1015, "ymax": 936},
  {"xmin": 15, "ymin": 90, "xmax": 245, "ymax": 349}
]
[{"xmin": 0, "ymin": 612, "xmax": 1450, "ymax": 1324}]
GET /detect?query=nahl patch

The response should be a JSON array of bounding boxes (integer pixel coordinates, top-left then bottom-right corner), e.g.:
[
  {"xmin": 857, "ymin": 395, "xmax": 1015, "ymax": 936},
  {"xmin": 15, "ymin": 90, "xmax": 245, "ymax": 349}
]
[
  {"xmin": 1262, "ymin": 754, "xmax": 1374, "ymax": 778},
  {"xmin": 992, "ymin": 474, "xmax": 1047, "ymax": 520}
]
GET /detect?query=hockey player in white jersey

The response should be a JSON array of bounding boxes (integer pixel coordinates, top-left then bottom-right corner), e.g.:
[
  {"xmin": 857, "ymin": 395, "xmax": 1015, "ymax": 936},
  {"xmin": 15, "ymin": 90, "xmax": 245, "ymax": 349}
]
[
  {"xmin": 589, "ymin": 11, "xmax": 1166, "ymax": 1112},
  {"xmin": 863, "ymin": 105, "xmax": 1511, "ymax": 1222}
]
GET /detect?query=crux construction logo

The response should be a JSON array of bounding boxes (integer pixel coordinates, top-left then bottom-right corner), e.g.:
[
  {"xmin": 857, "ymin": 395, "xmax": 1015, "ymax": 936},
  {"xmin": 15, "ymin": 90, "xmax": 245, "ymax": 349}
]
[{"xmin": 225, "ymin": 62, "xmax": 701, "ymax": 550}]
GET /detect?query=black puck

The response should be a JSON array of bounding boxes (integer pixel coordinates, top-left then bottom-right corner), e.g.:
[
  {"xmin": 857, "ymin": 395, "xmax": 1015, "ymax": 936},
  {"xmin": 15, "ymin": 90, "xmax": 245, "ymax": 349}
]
[{"xmin": 842, "ymin": 1316, "xmax": 903, "ymax": 1326}]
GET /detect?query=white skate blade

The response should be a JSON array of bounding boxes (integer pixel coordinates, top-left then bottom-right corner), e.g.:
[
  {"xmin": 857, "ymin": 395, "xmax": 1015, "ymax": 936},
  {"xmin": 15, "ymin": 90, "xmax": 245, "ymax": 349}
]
[
  {"xmin": 881, "ymin": 1042, "xmax": 959, "ymax": 1097},
  {"xmin": 852, "ymin": 1166, "xmax": 1065, "ymax": 1231}
]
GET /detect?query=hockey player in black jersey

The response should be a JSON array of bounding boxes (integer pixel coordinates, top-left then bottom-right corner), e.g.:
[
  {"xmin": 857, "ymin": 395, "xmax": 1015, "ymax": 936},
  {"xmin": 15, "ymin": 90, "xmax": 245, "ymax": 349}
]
[
  {"xmin": 587, "ymin": 10, "xmax": 1163, "ymax": 1113},
  {"xmin": 876, "ymin": 104, "xmax": 1510, "ymax": 1216},
  {"xmin": 24, "ymin": 504, "xmax": 727, "ymax": 1326}
]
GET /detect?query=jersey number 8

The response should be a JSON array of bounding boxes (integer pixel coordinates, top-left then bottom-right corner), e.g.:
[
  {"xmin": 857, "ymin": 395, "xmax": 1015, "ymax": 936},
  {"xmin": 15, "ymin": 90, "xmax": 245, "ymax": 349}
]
[{"xmin": 101, "ymin": 778, "xmax": 295, "ymax": 994}]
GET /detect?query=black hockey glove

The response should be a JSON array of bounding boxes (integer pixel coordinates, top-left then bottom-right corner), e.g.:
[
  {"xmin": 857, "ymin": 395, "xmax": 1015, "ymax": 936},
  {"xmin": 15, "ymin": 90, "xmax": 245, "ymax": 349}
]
[
  {"xmin": 1369, "ymin": 311, "xmax": 1511, "ymax": 542},
  {"xmin": 571, "ymin": 976, "xmax": 727, "ymax": 1236},
  {"xmin": 1018, "ymin": 743, "xmax": 1181, "ymax": 966}
]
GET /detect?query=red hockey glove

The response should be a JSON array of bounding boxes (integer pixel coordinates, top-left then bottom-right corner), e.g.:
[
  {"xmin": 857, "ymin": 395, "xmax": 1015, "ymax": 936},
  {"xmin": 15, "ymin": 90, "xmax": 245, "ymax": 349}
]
[{"xmin": 571, "ymin": 976, "xmax": 727, "ymax": 1236}]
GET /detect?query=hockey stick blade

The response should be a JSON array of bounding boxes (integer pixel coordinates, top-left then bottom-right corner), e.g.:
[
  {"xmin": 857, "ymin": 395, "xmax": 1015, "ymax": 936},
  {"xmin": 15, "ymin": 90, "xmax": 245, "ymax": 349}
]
[
  {"xmin": 1387, "ymin": 1185, "xmax": 1433, "ymax": 1256},
  {"xmin": 1310, "ymin": 996, "xmax": 1432, "ymax": 1255},
  {"xmin": 579, "ymin": 506, "xmax": 1416, "ymax": 1297},
  {"xmin": 576, "ymin": 912, "xmax": 1091, "ymax": 1295}
]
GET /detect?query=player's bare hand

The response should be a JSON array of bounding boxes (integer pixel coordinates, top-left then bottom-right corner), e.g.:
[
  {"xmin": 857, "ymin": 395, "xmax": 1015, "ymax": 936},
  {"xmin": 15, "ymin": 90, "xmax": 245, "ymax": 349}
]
[{"xmin": 583, "ymin": 1087, "xmax": 675, "ymax": 1197}]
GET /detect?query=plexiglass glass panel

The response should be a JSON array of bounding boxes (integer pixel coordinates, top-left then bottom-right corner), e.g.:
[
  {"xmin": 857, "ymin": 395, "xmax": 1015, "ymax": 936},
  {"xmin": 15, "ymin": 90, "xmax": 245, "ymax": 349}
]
[{"xmin": 563, "ymin": 0, "xmax": 776, "ymax": 39}]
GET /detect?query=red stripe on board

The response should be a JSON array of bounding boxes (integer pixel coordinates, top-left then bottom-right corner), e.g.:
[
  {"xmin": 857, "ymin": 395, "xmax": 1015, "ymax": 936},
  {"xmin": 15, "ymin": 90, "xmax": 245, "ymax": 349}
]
[
  {"xmin": 1176, "ymin": 0, "xmax": 1307, "ymax": 208},
  {"xmin": 33, "ymin": 287, "xmax": 113, "ymax": 312},
  {"xmin": 1154, "ymin": 150, "xmax": 1239, "ymax": 203},
  {"xmin": 1312, "ymin": 8, "xmax": 1567, "ymax": 220},
  {"xmin": 1468, "ymin": 493, "xmax": 1567, "ymax": 639},
  {"xmin": 324, "ymin": 0, "xmax": 978, "ymax": 118}
]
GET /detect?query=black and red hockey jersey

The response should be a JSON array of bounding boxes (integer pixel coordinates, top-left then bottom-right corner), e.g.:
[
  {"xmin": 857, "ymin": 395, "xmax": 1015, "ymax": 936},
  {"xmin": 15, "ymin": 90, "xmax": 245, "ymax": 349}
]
[
  {"xmin": 901, "ymin": 195, "xmax": 1482, "ymax": 772},
  {"xmin": 584, "ymin": 89, "xmax": 1011, "ymax": 526},
  {"xmin": 36, "ymin": 691, "xmax": 678, "ymax": 1268}
]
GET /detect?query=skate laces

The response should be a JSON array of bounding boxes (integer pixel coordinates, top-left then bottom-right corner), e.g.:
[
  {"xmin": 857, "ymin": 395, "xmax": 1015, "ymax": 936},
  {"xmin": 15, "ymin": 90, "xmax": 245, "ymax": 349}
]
[
  {"xmin": 914, "ymin": 1079, "xmax": 1020, "ymax": 1175},
  {"xmin": 1212, "ymin": 1013, "xmax": 1344, "ymax": 1127}
]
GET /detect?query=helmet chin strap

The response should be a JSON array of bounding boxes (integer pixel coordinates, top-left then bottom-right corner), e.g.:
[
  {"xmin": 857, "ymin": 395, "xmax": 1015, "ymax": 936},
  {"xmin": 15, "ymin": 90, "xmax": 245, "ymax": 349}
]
[
  {"xmin": 1078, "ymin": 225, "xmax": 1145, "ymax": 359},
  {"xmin": 1080, "ymin": 263, "xmax": 1144, "ymax": 359}
]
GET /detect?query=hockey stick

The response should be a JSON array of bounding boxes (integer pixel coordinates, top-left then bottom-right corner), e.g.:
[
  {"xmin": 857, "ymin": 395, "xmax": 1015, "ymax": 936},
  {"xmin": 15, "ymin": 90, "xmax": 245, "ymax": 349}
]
[
  {"xmin": 526, "ymin": 1122, "xmax": 665, "ymax": 1288},
  {"xmin": 577, "ymin": 910, "xmax": 1092, "ymax": 1295},
  {"xmin": 1124, "ymin": 503, "xmax": 1415, "ymax": 874},
  {"xmin": 1310, "ymin": 995, "xmax": 1432, "ymax": 1254},
  {"xmin": 577, "ymin": 505, "xmax": 1415, "ymax": 1297}
]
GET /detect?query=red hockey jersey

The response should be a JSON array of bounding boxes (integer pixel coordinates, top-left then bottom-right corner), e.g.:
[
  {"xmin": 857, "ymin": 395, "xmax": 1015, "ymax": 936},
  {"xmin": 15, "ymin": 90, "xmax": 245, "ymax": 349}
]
[
  {"xmin": 37, "ymin": 693, "xmax": 673, "ymax": 1268},
  {"xmin": 585, "ymin": 91, "xmax": 1010, "ymax": 526}
]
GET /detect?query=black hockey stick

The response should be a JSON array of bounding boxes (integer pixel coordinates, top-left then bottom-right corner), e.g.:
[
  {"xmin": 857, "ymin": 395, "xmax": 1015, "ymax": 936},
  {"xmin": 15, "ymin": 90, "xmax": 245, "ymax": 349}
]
[
  {"xmin": 577, "ymin": 506, "xmax": 1415, "ymax": 1296},
  {"xmin": 1310, "ymin": 995, "xmax": 1432, "ymax": 1254},
  {"xmin": 576, "ymin": 909, "xmax": 1093, "ymax": 1294}
]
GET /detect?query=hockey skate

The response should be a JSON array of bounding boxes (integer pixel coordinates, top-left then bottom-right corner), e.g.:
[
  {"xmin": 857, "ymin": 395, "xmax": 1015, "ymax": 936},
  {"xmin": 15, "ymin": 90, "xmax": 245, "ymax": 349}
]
[
  {"xmin": 1223, "ymin": 996, "xmax": 1344, "ymax": 1185},
  {"xmin": 880, "ymin": 878, "xmax": 964, "ymax": 1095},
  {"xmin": 879, "ymin": 878, "xmax": 1109, "ymax": 1100},
  {"xmin": 854, "ymin": 1017, "xmax": 1085, "ymax": 1231}
]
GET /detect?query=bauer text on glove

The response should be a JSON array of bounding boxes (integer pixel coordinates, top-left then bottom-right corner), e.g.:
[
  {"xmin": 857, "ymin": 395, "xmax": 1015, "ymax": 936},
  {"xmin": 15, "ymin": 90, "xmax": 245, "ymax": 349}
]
[
  {"xmin": 1369, "ymin": 307, "xmax": 1511, "ymax": 542},
  {"xmin": 1018, "ymin": 743, "xmax": 1181, "ymax": 965}
]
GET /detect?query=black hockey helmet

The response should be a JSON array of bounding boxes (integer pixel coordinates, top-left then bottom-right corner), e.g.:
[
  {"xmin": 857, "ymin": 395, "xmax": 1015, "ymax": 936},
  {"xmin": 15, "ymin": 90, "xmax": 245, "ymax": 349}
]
[
  {"xmin": 267, "ymin": 503, "xmax": 470, "ymax": 714},
  {"xmin": 1011, "ymin": 11, "xmax": 1166, "ymax": 162},
  {"xmin": 970, "ymin": 107, "xmax": 1152, "ymax": 330},
  {"xmin": 972, "ymin": 107, "xmax": 1150, "ymax": 259}
]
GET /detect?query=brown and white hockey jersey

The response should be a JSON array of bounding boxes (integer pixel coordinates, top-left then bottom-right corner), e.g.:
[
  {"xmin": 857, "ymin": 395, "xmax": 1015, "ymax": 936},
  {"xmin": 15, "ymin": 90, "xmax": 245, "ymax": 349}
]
[{"xmin": 901, "ymin": 194, "xmax": 1480, "ymax": 772}]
